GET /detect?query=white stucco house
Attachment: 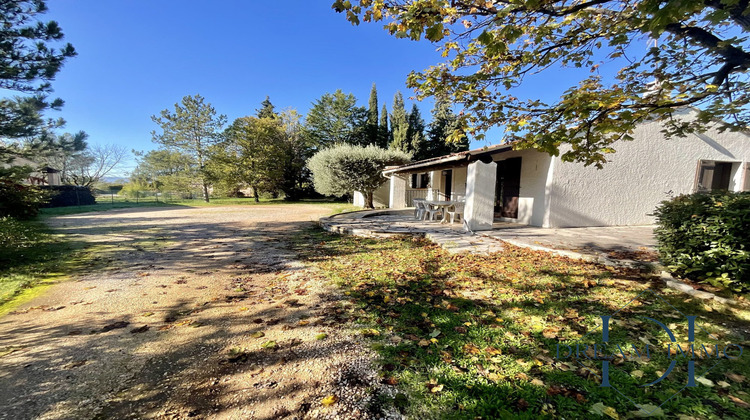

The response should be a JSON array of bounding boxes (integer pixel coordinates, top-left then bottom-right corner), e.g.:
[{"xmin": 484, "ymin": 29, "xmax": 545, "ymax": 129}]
[{"xmin": 378, "ymin": 110, "xmax": 750, "ymax": 231}]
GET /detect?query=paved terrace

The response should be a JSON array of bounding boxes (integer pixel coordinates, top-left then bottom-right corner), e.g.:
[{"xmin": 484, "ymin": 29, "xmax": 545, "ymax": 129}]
[{"xmin": 320, "ymin": 209, "xmax": 657, "ymax": 265}]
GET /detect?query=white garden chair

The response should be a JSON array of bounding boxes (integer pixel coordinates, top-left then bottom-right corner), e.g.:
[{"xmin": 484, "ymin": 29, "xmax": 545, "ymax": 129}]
[
  {"xmin": 424, "ymin": 202, "xmax": 444, "ymax": 221},
  {"xmin": 446, "ymin": 201, "xmax": 465, "ymax": 224},
  {"xmin": 413, "ymin": 199, "xmax": 427, "ymax": 220}
]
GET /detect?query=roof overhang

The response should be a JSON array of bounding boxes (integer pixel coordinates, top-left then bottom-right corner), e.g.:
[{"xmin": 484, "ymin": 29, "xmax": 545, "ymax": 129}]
[{"xmin": 383, "ymin": 143, "xmax": 515, "ymax": 176}]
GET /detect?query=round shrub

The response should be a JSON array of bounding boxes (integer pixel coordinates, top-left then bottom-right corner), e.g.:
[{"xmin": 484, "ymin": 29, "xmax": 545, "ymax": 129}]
[
  {"xmin": 653, "ymin": 191, "xmax": 750, "ymax": 292},
  {"xmin": 0, "ymin": 180, "xmax": 48, "ymax": 220}
]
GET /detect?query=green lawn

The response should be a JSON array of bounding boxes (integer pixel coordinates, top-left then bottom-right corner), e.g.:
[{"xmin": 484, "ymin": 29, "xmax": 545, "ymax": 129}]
[
  {"xmin": 0, "ymin": 218, "xmax": 88, "ymax": 315},
  {"xmin": 40, "ymin": 197, "xmax": 358, "ymax": 217},
  {"xmin": 294, "ymin": 227, "xmax": 750, "ymax": 419}
]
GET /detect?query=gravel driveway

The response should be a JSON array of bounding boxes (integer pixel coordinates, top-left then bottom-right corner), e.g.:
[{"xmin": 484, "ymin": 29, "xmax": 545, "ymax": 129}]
[{"xmin": 0, "ymin": 205, "xmax": 397, "ymax": 420}]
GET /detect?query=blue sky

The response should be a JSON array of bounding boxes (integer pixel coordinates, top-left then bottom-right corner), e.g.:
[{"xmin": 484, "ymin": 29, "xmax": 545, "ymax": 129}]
[{"xmin": 40, "ymin": 1, "xmax": 600, "ymax": 174}]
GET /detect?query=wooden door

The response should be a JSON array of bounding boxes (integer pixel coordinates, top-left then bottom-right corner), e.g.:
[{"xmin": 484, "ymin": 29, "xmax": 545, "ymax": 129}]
[{"xmin": 494, "ymin": 157, "xmax": 522, "ymax": 218}]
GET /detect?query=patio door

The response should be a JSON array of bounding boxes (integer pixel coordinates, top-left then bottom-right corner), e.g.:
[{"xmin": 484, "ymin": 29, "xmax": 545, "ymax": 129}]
[
  {"xmin": 441, "ymin": 170, "xmax": 452, "ymax": 200},
  {"xmin": 494, "ymin": 157, "xmax": 521, "ymax": 219}
]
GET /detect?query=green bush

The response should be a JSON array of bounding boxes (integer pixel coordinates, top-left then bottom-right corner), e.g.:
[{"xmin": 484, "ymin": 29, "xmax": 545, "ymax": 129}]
[
  {"xmin": 0, "ymin": 216, "xmax": 43, "ymax": 263},
  {"xmin": 307, "ymin": 144, "xmax": 411, "ymax": 208},
  {"xmin": 653, "ymin": 191, "xmax": 750, "ymax": 291},
  {"xmin": 0, "ymin": 180, "xmax": 48, "ymax": 219}
]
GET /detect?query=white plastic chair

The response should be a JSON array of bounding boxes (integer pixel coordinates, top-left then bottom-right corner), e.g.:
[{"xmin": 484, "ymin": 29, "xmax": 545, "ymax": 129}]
[
  {"xmin": 413, "ymin": 199, "xmax": 427, "ymax": 220},
  {"xmin": 424, "ymin": 202, "xmax": 443, "ymax": 221},
  {"xmin": 446, "ymin": 201, "xmax": 465, "ymax": 224}
]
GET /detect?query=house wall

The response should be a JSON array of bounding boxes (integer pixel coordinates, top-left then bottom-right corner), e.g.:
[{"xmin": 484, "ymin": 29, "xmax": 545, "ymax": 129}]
[
  {"xmin": 491, "ymin": 150, "xmax": 554, "ymax": 227},
  {"xmin": 353, "ymin": 179, "xmax": 391, "ymax": 208},
  {"xmin": 389, "ymin": 174, "xmax": 408, "ymax": 209},
  {"xmin": 547, "ymin": 113, "xmax": 750, "ymax": 227}
]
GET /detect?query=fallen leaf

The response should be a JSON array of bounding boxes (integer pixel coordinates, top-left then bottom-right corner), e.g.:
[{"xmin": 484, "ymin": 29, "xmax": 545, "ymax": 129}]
[
  {"xmin": 251, "ymin": 331, "xmax": 265, "ymax": 338},
  {"xmin": 321, "ymin": 395, "xmax": 337, "ymax": 406},
  {"xmin": 429, "ymin": 329, "xmax": 441, "ymax": 338},
  {"xmin": 728, "ymin": 395, "xmax": 750, "ymax": 409},
  {"xmin": 590, "ymin": 402, "xmax": 619, "ymax": 419},
  {"xmin": 130, "ymin": 325, "xmax": 149, "ymax": 334},
  {"xmin": 696, "ymin": 376, "xmax": 714, "ymax": 387},
  {"xmin": 315, "ymin": 333, "xmax": 328, "ymax": 340},
  {"xmin": 726, "ymin": 373, "xmax": 746, "ymax": 383},
  {"xmin": 261, "ymin": 340, "xmax": 277, "ymax": 349},
  {"xmin": 630, "ymin": 403, "xmax": 664, "ymax": 417},
  {"xmin": 100, "ymin": 321, "xmax": 129, "ymax": 332},
  {"xmin": 717, "ymin": 380, "xmax": 731, "ymax": 388}
]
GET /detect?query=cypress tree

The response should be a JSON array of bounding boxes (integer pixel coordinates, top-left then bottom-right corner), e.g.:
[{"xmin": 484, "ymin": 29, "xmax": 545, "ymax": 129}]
[
  {"xmin": 365, "ymin": 84, "xmax": 379, "ymax": 146},
  {"xmin": 406, "ymin": 103, "xmax": 426, "ymax": 159},
  {"xmin": 378, "ymin": 103, "xmax": 389, "ymax": 148},
  {"xmin": 389, "ymin": 92, "xmax": 409, "ymax": 153}
]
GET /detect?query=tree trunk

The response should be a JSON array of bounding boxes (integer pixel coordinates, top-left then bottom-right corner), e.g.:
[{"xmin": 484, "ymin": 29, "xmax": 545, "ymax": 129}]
[
  {"xmin": 365, "ymin": 191, "xmax": 374, "ymax": 209},
  {"xmin": 202, "ymin": 182, "xmax": 210, "ymax": 202},
  {"xmin": 252, "ymin": 186, "xmax": 260, "ymax": 202}
]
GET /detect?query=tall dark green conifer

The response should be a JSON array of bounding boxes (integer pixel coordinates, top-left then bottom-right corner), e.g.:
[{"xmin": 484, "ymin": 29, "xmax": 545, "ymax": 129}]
[
  {"xmin": 256, "ymin": 96, "xmax": 277, "ymax": 119},
  {"xmin": 365, "ymin": 84, "xmax": 379, "ymax": 146},
  {"xmin": 378, "ymin": 104, "xmax": 389, "ymax": 148},
  {"xmin": 424, "ymin": 99, "xmax": 470, "ymax": 159},
  {"xmin": 389, "ymin": 92, "xmax": 409, "ymax": 153},
  {"xmin": 406, "ymin": 103, "xmax": 426, "ymax": 159}
]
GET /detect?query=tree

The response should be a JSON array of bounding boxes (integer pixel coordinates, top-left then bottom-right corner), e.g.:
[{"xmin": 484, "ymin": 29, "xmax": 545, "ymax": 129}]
[
  {"xmin": 421, "ymin": 99, "xmax": 470, "ymax": 160},
  {"xmin": 151, "ymin": 94, "xmax": 226, "ymax": 202},
  {"xmin": 277, "ymin": 109, "xmax": 315, "ymax": 200},
  {"xmin": 211, "ymin": 116, "xmax": 286, "ymax": 202},
  {"xmin": 365, "ymin": 84, "xmax": 380, "ymax": 146},
  {"xmin": 335, "ymin": 0, "xmax": 750, "ymax": 167},
  {"xmin": 406, "ymin": 103, "xmax": 427, "ymax": 158},
  {"xmin": 304, "ymin": 90, "xmax": 367, "ymax": 148},
  {"xmin": 389, "ymin": 91, "xmax": 409, "ymax": 152},
  {"xmin": 378, "ymin": 103, "xmax": 390, "ymax": 148},
  {"xmin": 131, "ymin": 149, "xmax": 198, "ymax": 198},
  {"xmin": 66, "ymin": 143, "xmax": 128, "ymax": 188},
  {"xmin": 28, "ymin": 130, "xmax": 88, "ymax": 181},
  {"xmin": 256, "ymin": 96, "xmax": 277, "ymax": 119},
  {"xmin": 0, "ymin": 0, "xmax": 76, "ymax": 143},
  {"xmin": 307, "ymin": 144, "xmax": 411, "ymax": 208}
]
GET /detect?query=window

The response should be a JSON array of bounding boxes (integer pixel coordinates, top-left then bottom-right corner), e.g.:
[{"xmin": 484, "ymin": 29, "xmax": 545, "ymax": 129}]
[
  {"xmin": 410, "ymin": 173, "xmax": 430, "ymax": 189},
  {"xmin": 695, "ymin": 160, "xmax": 733, "ymax": 192}
]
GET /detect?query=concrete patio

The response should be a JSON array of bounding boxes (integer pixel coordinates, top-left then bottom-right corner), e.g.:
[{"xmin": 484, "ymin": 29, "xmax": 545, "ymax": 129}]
[{"xmin": 320, "ymin": 209, "xmax": 657, "ymax": 264}]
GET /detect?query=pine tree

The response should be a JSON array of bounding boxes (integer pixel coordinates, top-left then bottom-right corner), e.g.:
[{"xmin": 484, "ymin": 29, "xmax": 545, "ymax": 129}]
[
  {"xmin": 365, "ymin": 84, "xmax": 379, "ymax": 146},
  {"xmin": 406, "ymin": 103, "xmax": 426, "ymax": 159},
  {"xmin": 378, "ymin": 104, "xmax": 389, "ymax": 148},
  {"xmin": 256, "ymin": 96, "xmax": 277, "ymax": 119},
  {"xmin": 424, "ymin": 99, "xmax": 470, "ymax": 159},
  {"xmin": 389, "ymin": 92, "xmax": 409, "ymax": 153}
]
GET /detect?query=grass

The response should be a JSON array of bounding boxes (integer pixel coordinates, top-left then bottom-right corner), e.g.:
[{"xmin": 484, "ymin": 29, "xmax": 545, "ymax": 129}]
[
  {"xmin": 294, "ymin": 227, "xmax": 750, "ymax": 419},
  {"xmin": 40, "ymin": 197, "xmax": 360, "ymax": 217},
  {"xmin": 0, "ymin": 217, "xmax": 88, "ymax": 315}
]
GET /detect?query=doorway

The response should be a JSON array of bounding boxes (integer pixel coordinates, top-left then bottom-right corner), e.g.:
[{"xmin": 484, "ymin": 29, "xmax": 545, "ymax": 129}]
[
  {"xmin": 494, "ymin": 157, "xmax": 522, "ymax": 219},
  {"xmin": 441, "ymin": 170, "xmax": 452, "ymax": 200}
]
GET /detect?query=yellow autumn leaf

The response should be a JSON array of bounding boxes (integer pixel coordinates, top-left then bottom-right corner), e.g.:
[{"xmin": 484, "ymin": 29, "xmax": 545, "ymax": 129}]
[{"xmin": 321, "ymin": 395, "xmax": 337, "ymax": 406}]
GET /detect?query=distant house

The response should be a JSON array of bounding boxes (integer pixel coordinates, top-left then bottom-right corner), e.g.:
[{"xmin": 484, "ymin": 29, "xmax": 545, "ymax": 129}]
[
  {"xmin": 381, "ymin": 109, "xmax": 750, "ymax": 230},
  {"xmin": 1, "ymin": 156, "xmax": 62, "ymax": 186}
]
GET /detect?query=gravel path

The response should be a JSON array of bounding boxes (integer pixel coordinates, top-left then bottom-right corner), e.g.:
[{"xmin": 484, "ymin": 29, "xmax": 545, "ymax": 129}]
[{"xmin": 0, "ymin": 205, "xmax": 399, "ymax": 420}]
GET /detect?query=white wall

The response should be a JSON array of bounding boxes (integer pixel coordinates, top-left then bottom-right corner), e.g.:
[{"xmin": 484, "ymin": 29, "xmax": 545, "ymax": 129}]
[
  {"xmin": 353, "ymin": 179, "xmax": 391, "ymax": 208},
  {"xmin": 492, "ymin": 150, "xmax": 554, "ymax": 227},
  {"xmin": 389, "ymin": 174, "xmax": 408, "ymax": 209},
  {"xmin": 548, "ymin": 113, "xmax": 750, "ymax": 227}
]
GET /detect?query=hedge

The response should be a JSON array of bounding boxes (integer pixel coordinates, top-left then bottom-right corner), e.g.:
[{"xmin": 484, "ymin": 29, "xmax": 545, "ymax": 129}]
[
  {"xmin": 39, "ymin": 185, "xmax": 96, "ymax": 207},
  {"xmin": 653, "ymin": 191, "xmax": 750, "ymax": 292}
]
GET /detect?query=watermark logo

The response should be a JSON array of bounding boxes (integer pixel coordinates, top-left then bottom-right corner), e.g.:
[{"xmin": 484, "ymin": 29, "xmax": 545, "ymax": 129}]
[{"xmin": 554, "ymin": 289, "xmax": 744, "ymax": 415}]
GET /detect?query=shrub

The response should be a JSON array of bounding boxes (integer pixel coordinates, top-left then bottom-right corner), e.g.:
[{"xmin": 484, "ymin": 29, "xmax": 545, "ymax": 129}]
[
  {"xmin": 307, "ymin": 144, "xmax": 411, "ymax": 208},
  {"xmin": 0, "ymin": 180, "xmax": 48, "ymax": 219},
  {"xmin": 653, "ymin": 191, "xmax": 750, "ymax": 291},
  {"xmin": 0, "ymin": 216, "xmax": 43, "ymax": 263},
  {"xmin": 39, "ymin": 185, "xmax": 96, "ymax": 207}
]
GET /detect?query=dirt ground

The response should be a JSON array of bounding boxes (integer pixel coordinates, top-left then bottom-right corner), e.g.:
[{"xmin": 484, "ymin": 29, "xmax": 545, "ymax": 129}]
[{"xmin": 0, "ymin": 205, "xmax": 399, "ymax": 420}]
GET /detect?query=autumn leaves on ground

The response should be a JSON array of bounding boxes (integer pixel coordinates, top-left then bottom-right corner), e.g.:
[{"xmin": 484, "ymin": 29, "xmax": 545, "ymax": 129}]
[{"xmin": 1, "ymin": 203, "xmax": 749, "ymax": 419}]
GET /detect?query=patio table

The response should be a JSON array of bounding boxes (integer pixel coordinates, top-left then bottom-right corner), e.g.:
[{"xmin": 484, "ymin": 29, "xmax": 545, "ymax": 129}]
[{"xmin": 424, "ymin": 200, "xmax": 455, "ymax": 223}]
